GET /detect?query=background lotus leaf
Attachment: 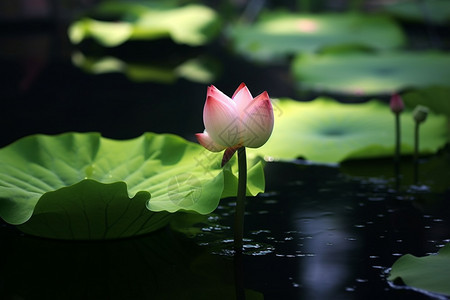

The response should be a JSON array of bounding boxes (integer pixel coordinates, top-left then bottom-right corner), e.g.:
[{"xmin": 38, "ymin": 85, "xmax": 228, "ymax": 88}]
[
  {"xmin": 254, "ymin": 98, "xmax": 448, "ymax": 163},
  {"xmin": 402, "ymin": 86, "xmax": 450, "ymax": 117},
  {"xmin": 0, "ymin": 133, "xmax": 265, "ymax": 239},
  {"xmin": 293, "ymin": 51, "xmax": 450, "ymax": 95},
  {"xmin": 230, "ymin": 11, "xmax": 405, "ymax": 62},
  {"xmin": 68, "ymin": 4, "xmax": 221, "ymax": 47},
  {"xmin": 382, "ymin": 0, "xmax": 450, "ymax": 25},
  {"xmin": 402, "ymin": 86, "xmax": 450, "ymax": 141},
  {"xmin": 388, "ymin": 243, "xmax": 450, "ymax": 296}
]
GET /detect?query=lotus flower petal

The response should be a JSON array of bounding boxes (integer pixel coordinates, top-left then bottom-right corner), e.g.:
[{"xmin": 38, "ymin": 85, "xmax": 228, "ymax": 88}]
[
  {"xmin": 203, "ymin": 95, "xmax": 239, "ymax": 147},
  {"xmin": 207, "ymin": 85, "xmax": 232, "ymax": 104},
  {"xmin": 231, "ymin": 82, "xmax": 246, "ymax": 99},
  {"xmin": 221, "ymin": 147, "xmax": 238, "ymax": 166},
  {"xmin": 232, "ymin": 83, "xmax": 254, "ymax": 114},
  {"xmin": 195, "ymin": 132, "xmax": 227, "ymax": 152},
  {"xmin": 241, "ymin": 91, "xmax": 274, "ymax": 148}
]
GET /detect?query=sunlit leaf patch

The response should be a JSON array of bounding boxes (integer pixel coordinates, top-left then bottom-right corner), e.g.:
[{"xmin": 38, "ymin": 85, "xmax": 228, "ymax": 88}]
[
  {"xmin": 68, "ymin": 3, "xmax": 221, "ymax": 47},
  {"xmin": 293, "ymin": 52, "xmax": 450, "ymax": 95},
  {"xmin": 230, "ymin": 12, "xmax": 405, "ymax": 62},
  {"xmin": 254, "ymin": 98, "xmax": 447, "ymax": 163}
]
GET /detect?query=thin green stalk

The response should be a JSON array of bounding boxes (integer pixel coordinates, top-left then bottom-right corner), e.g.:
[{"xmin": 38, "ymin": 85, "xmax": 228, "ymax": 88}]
[
  {"xmin": 395, "ymin": 113, "xmax": 401, "ymax": 162},
  {"xmin": 414, "ymin": 122, "xmax": 419, "ymax": 162},
  {"xmin": 414, "ymin": 122, "xmax": 419, "ymax": 184},
  {"xmin": 394, "ymin": 112, "xmax": 401, "ymax": 189},
  {"xmin": 234, "ymin": 146, "xmax": 247, "ymax": 300},
  {"xmin": 234, "ymin": 147, "xmax": 247, "ymax": 251}
]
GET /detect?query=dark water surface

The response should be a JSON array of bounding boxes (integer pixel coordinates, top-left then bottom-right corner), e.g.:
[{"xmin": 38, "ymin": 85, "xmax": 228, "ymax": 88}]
[
  {"xmin": 1, "ymin": 20, "xmax": 450, "ymax": 300},
  {"xmin": 1, "ymin": 158, "xmax": 449, "ymax": 299},
  {"xmin": 191, "ymin": 160, "xmax": 450, "ymax": 300}
]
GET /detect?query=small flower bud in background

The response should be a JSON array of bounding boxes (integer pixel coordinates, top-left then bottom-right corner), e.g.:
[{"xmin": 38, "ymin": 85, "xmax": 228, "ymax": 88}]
[
  {"xmin": 413, "ymin": 105, "xmax": 429, "ymax": 123},
  {"xmin": 390, "ymin": 94, "xmax": 404, "ymax": 114}
]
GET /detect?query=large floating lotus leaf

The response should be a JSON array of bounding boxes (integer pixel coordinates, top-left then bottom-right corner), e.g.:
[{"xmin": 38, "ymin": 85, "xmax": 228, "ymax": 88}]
[
  {"xmin": 68, "ymin": 4, "xmax": 221, "ymax": 47},
  {"xmin": 388, "ymin": 243, "xmax": 450, "ymax": 296},
  {"xmin": 254, "ymin": 98, "xmax": 447, "ymax": 163},
  {"xmin": 72, "ymin": 52, "xmax": 218, "ymax": 84},
  {"xmin": 293, "ymin": 51, "xmax": 450, "ymax": 95},
  {"xmin": 0, "ymin": 133, "xmax": 265, "ymax": 239},
  {"xmin": 382, "ymin": 0, "xmax": 450, "ymax": 25},
  {"xmin": 230, "ymin": 12, "xmax": 405, "ymax": 61},
  {"xmin": 16, "ymin": 180, "xmax": 171, "ymax": 240}
]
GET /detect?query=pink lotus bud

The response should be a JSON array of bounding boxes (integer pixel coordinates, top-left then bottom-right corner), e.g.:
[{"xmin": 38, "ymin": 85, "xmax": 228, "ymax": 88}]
[
  {"xmin": 196, "ymin": 83, "xmax": 274, "ymax": 159},
  {"xmin": 390, "ymin": 93, "xmax": 404, "ymax": 114}
]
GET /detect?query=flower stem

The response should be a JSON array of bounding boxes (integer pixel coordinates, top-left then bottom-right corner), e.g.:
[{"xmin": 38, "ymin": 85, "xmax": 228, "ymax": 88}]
[
  {"xmin": 395, "ymin": 113, "xmax": 401, "ymax": 162},
  {"xmin": 414, "ymin": 122, "xmax": 420, "ymax": 184},
  {"xmin": 394, "ymin": 112, "xmax": 401, "ymax": 189},
  {"xmin": 234, "ymin": 146, "xmax": 247, "ymax": 300},
  {"xmin": 235, "ymin": 146, "xmax": 247, "ymax": 251}
]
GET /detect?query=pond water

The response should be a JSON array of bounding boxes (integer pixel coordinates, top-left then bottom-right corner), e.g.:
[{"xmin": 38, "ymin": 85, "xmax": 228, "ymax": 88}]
[
  {"xmin": 1, "ymin": 13, "xmax": 450, "ymax": 300},
  {"xmin": 1, "ymin": 158, "xmax": 449, "ymax": 299},
  {"xmin": 187, "ymin": 159, "xmax": 450, "ymax": 299}
]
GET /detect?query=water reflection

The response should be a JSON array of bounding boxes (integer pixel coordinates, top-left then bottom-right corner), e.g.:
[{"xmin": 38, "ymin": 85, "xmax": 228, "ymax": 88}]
[
  {"xmin": 0, "ymin": 227, "xmax": 259, "ymax": 300},
  {"xmin": 295, "ymin": 212, "xmax": 355, "ymax": 299},
  {"xmin": 72, "ymin": 51, "xmax": 220, "ymax": 84}
]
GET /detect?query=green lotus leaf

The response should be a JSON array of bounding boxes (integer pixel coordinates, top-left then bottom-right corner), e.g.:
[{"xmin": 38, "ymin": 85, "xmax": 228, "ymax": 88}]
[
  {"xmin": 68, "ymin": 4, "xmax": 221, "ymax": 47},
  {"xmin": 293, "ymin": 51, "xmax": 450, "ymax": 95},
  {"xmin": 69, "ymin": 18, "xmax": 133, "ymax": 46},
  {"xmin": 229, "ymin": 11, "xmax": 405, "ymax": 62},
  {"xmin": 254, "ymin": 98, "xmax": 447, "ymax": 163},
  {"xmin": 388, "ymin": 243, "xmax": 450, "ymax": 296},
  {"xmin": 72, "ymin": 52, "xmax": 218, "ymax": 84},
  {"xmin": 402, "ymin": 86, "xmax": 450, "ymax": 117},
  {"xmin": 402, "ymin": 86, "xmax": 450, "ymax": 140},
  {"xmin": 0, "ymin": 132, "xmax": 265, "ymax": 239},
  {"xmin": 382, "ymin": 0, "xmax": 450, "ymax": 25}
]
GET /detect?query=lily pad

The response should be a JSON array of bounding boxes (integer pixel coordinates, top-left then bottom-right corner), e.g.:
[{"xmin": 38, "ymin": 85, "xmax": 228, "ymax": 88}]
[
  {"xmin": 402, "ymin": 86, "xmax": 450, "ymax": 117},
  {"xmin": 0, "ymin": 132, "xmax": 265, "ymax": 239},
  {"xmin": 382, "ymin": 0, "xmax": 450, "ymax": 25},
  {"xmin": 388, "ymin": 243, "xmax": 450, "ymax": 296},
  {"xmin": 68, "ymin": 4, "xmax": 221, "ymax": 47},
  {"xmin": 72, "ymin": 51, "xmax": 218, "ymax": 84},
  {"xmin": 230, "ymin": 11, "xmax": 405, "ymax": 62},
  {"xmin": 293, "ymin": 51, "xmax": 450, "ymax": 95},
  {"xmin": 254, "ymin": 98, "xmax": 447, "ymax": 163}
]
